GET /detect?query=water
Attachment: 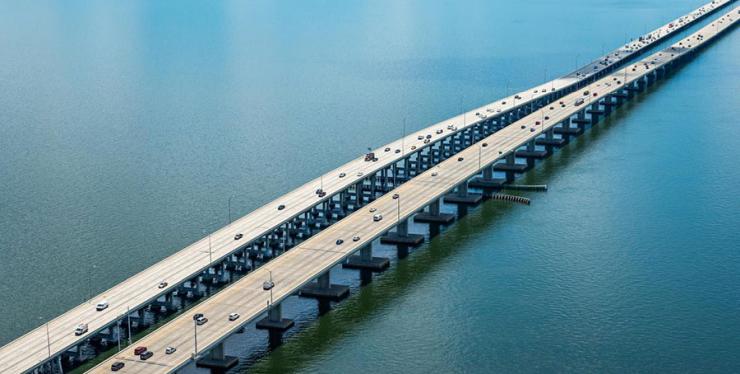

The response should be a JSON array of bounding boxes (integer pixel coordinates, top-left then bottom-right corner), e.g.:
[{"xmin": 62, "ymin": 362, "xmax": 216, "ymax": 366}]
[{"xmin": 1, "ymin": 0, "xmax": 738, "ymax": 372}]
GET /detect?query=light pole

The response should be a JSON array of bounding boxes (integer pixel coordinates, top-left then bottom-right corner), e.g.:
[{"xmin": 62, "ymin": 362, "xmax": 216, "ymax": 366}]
[
  {"xmin": 38, "ymin": 317, "xmax": 51, "ymax": 359},
  {"xmin": 478, "ymin": 144, "xmax": 482, "ymax": 171},
  {"xmin": 193, "ymin": 319, "xmax": 198, "ymax": 357},
  {"xmin": 401, "ymin": 118, "xmax": 406, "ymax": 156},
  {"xmin": 127, "ymin": 306, "xmax": 132, "ymax": 346},
  {"xmin": 88, "ymin": 264, "xmax": 97, "ymax": 304},
  {"xmin": 227, "ymin": 195, "xmax": 234, "ymax": 224},
  {"xmin": 397, "ymin": 195, "xmax": 401, "ymax": 223}
]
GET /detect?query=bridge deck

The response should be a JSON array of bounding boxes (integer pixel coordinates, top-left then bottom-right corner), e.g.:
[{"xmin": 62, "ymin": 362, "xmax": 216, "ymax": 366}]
[
  {"xmin": 85, "ymin": 8, "xmax": 739, "ymax": 373},
  {"xmin": 0, "ymin": 1, "xmax": 733, "ymax": 372}
]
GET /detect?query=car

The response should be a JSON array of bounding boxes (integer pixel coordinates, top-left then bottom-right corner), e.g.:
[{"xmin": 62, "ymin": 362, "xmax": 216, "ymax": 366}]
[
  {"xmin": 369, "ymin": 207, "xmax": 377, "ymax": 212},
  {"xmin": 263, "ymin": 280, "xmax": 274, "ymax": 290},
  {"xmin": 352, "ymin": 236, "xmax": 360, "ymax": 242},
  {"xmin": 392, "ymin": 193, "xmax": 399, "ymax": 199},
  {"xmin": 134, "ymin": 346, "xmax": 147, "ymax": 355},
  {"xmin": 74, "ymin": 323, "xmax": 88, "ymax": 336},
  {"xmin": 140, "ymin": 351, "xmax": 153, "ymax": 360},
  {"xmin": 277, "ymin": 204, "xmax": 285, "ymax": 210},
  {"xmin": 436, "ymin": 129, "xmax": 443, "ymax": 134},
  {"xmin": 520, "ymin": 125, "xmax": 526, "ymax": 129},
  {"xmin": 336, "ymin": 239, "xmax": 344, "ymax": 245},
  {"xmin": 228, "ymin": 313, "xmax": 240, "ymax": 321},
  {"xmin": 457, "ymin": 157, "xmax": 464, "ymax": 162},
  {"xmin": 315, "ymin": 188, "xmax": 323, "ymax": 195},
  {"xmin": 96, "ymin": 301, "xmax": 109, "ymax": 311},
  {"xmin": 158, "ymin": 281, "xmax": 168, "ymax": 289},
  {"xmin": 482, "ymin": 142, "xmax": 488, "ymax": 147},
  {"xmin": 431, "ymin": 172, "xmax": 438, "ymax": 177},
  {"xmin": 111, "ymin": 362, "xmax": 125, "ymax": 371},
  {"xmin": 417, "ymin": 135, "xmax": 424, "ymax": 140},
  {"xmin": 384, "ymin": 147, "xmax": 391, "ymax": 152},
  {"xmin": 544, "ymin": 116, "xmax": 550, "ymax": 120},
  {"xmin": 575, "ymin": 98, "xmax": 585, "ymax": 106},
  {"xmin": 339, "ymin": 172, "xmax": 346, "ymax": 178},
  {"xmin": 357, "ymin": 172, "xmax": 364, "ymax": 177},
  {"xmin": 318, "ymin": 191, "xmax": 326, "ymax": 198},
  {"xmin": 593, "ymin": 92, "xmax": 598, "ymax": 97},
  {"xmin": 165, "ymin": 346, "xmax": 177, "ymax": 355},
  {"xmin": 410, "ymin": 146, "xmax": 416, "ymax": 150},
  {"xmin": 373, "ymin": 214, "xmax": 383, "ymax": 222},
  {"xmin": 530, "ymin": 128, "xmax": 535, "ymax": 132},
  {"xmin": 192, "ymin": 313, "xmax": 204, "ymax": 321},
  {"xmin": 395, "ymin": 149, "xmax": 401, "ymax": 154},
  {"xmin": 583, "ymin": 90, "xmax": 590, "ymax": 96},
  {"xmin": 234, "ymin": 233, "xmax": 243, "ymax": 240},
  {"xmin": 196, "ymin": 316, "xmax": 208, "ymax": 325},
  {"xmin": 424, "ymin": 139, "xmax": 430, "ymax": 144},
  {"xmin": 426, "ymin": 134, "xmax": 431, "ymax": 139}
]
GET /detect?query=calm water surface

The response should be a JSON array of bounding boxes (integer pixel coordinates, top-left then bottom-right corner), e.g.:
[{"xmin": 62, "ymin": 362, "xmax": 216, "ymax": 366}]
[{"xmin": 1, "ymin": 0, "xmax": 738, "ymax": 372}]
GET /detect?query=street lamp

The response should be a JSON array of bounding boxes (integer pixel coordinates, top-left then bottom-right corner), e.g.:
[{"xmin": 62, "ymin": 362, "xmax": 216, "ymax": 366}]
[
  {"xmin": 193, "ymin": 318, "xmax": 198, "ymax": 357},
  {"xmin": 127, "ymin": 306, "xmax": 132, "ymax": 346},
  {"xmin": 396, "ymin": 194, "xmax": 401, "ymax": 223},
  {"xmin": 38, "ymin": 317, "xmax": 50, "ymax": 359},
  {"xmin": 88, "ymin": 264, "xmax": 97, "ymax": 304}
]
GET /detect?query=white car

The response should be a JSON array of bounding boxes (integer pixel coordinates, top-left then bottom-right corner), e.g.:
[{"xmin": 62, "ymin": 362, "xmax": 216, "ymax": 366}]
[
  {"xmin": 165, "ymin": 346, "xmax": 177, "ymax": 355},
  {"xmin": 96, "ymin": 301, "xmax": 109, "ymax": 311},
  {"xmin": 74, "ymin": 323, "xmax": 88, "ymax": 336},
  {"xmin": 373, "ymin": 214, "xmax": 383, "ymax": 222},
  {"xmin": 228, "ymin": 313, "xmax": 240, "ymax": 321}
]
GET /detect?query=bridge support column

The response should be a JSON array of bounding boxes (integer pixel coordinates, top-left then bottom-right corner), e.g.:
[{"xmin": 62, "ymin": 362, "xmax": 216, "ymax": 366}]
[
  {"xmin": 469, "ymin": 164, "xmax": 506, "ymax": 190},
  {"xmin": 256, "ymin": 303, "xmax": 294, "ymax": 349},
  {"xmin": 554, "ymin": 119, "xmax": 582, "ymax": 143},
  {"xmin": 515, "ymin": 140, "xmax": 547, "ymax": 169},
  {"xmin": 536, "ymin": 128, "xmax": 565, "ymax": 154},
  {"xmin": 494, "ymin": 153, "xmax": 527, "ymax": 182},
  {"xmin": 343, "ymin": 244, "xmax": 390, "ymax": 284},
  {"xmin": 299, "ymin": 270, "xmax": 350, "ymax": 314},
  {"xmin": 444, "ymin": 181, "xmax": 483, "ymax": 205},
  {"xmin": 195, "ymin": 342, "xmax": 238, "ymax": 373},
  {"xmin": 380, "ymin": 219, "xmax": 424, "ymax": 247},
  {"xmin": 414, "ymin": 198, "xmax": 455, "ymax": 224}
]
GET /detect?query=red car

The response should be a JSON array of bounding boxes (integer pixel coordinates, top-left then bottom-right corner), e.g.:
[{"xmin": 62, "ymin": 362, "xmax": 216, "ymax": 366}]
[{"xmin": 134, "ymin": 346, "xmax": 147, "ymax": 355}]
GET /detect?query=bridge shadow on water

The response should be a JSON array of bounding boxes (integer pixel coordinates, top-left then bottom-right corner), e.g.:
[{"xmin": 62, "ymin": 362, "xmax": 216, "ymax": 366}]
[{"xmin": 236, "ymin": 84, "xmax": 663, "ymax": 373}]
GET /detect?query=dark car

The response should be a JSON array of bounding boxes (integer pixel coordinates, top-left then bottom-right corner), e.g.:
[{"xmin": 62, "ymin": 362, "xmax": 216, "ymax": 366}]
[
  {"xmin": 134, "ymin": 346, "xmax": 147, "ymax": 355},
  {"xmin": 457, "ymin": 157, "xmax": 464, "ymax": 162},
  {"xmin": 192, "ymin": 313, "xmax": 204, "ymax": 321},
  {"xmin": 234, "ymin": 233, "xmax": 243, "ymax": 240},
  {"xmin": 336, "ymin": 239, "xmax": 344, "ymax": 245},
  {"xmin": 140, "ymin": 351, "xmax": 153, "ymax": 360},
  {"xmin": 111, "ymin": 362, "xmax": 125, "ymax": 371},
  {"xmin": 277, "ymin": 204, "xmax": 285, "ymax": 210}
]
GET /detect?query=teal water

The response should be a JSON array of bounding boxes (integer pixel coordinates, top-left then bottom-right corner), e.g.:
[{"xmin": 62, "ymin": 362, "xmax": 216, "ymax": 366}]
[{"xmin": 1, "ymin": 0, "xmax": 739, "ymax": 372}]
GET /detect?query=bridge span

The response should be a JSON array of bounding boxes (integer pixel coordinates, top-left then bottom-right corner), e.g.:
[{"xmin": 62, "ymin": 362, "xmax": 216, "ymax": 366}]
[
  {"xmin": 83, "ymin": 7, "xmax": 739, "ymax": 374},
  {"xmin": 0, "ymin": 1, "xmax": 735, "ymax": 373}
]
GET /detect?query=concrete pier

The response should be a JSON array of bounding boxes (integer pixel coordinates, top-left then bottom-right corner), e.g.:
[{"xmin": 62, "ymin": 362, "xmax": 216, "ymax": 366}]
[
  {"xmin": 299, "ymin": 271, "xmax": 350, "ymax": 302},
  {"xmin": 380, "ymin": 219, "xmax": 425, "ymax": 246},
  {"xmin": 195, "ymin": 342, "xmax": 238, "ymax": 373},
  {"xmin": 255, "ymin": 303, "xmax": 294, "ymax": 348},
  {"xmin": 414, "ymin": 198, "xmax": 456, "ymax": 224},
  {"xmin": 444, "ymin": 181, "xmax": 483, "ymax": 205}
]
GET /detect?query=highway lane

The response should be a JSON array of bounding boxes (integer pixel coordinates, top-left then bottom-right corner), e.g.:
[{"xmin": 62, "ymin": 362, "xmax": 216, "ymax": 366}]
[
  {"xmin": 1, "ymin": 1, "xmax": 733, "ymax": 372},
  {"xmin": 86, "ymin": 8, "xmax": 739, "ymax": 373}
]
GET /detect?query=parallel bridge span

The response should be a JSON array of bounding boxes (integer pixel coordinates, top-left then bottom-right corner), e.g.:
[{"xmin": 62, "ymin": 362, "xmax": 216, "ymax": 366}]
[{"xmin": 85, "ymin": 6, "xmax": 739, "ymax": 374}]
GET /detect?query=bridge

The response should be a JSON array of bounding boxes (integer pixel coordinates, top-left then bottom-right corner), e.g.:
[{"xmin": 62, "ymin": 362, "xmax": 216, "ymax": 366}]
[
  {"xmin": 84, "ymin": 9, "xmax": 738, "ymax": 373},
  {"xmin": 0, "ymin": 1, "xmax": 735, "ymax": 373}
]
